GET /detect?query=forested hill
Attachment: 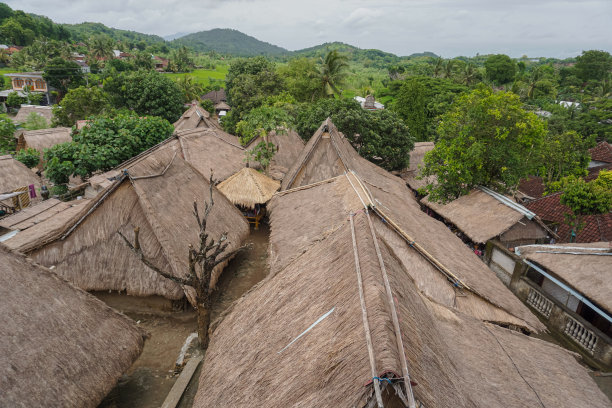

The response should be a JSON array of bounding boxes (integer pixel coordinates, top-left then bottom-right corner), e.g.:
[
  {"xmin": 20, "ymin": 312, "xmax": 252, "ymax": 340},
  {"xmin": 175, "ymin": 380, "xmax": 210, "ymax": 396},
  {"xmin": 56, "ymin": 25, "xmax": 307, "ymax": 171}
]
[
  {"xmin": 63, "ymin": 22, "xmax": 165, "ymax": 45},
  {"xmin": 172, "ymin": 28, "xmax": 289, "ymax": 56}
]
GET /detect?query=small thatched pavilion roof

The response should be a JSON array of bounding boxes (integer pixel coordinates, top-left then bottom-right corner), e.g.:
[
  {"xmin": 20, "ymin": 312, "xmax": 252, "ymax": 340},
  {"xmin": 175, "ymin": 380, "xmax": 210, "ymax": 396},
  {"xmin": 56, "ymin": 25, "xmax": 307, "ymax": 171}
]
[
  {"xmin": 12, "ymin": 105, "xmax": 53, "ymax": 125},
  {"xmin": 401, "ymin": 141, "xmax": 437, "ymax": 191},
  {"xmin": 88, "ymin": 127, "xmax": 245, "ymax": 196},
  {"xmin": 246, "ymin": 129, "xmax": 305, "ymax": 181},
  {"xmin": 517, "ymin": 242, "xmax": 612, "ymax": 314},
  {"xmin": 0, "ymin": 198, "xmax": 90, "ymax": 252},
  {"xmin": 0, "ymin": 154, "xmax": 41, "ymax": 193},
  {"xmin": 173, "ymin": 105, "xmax": 218, "ymax": 132},
  {"xmin": 23, "ymin": 142, "xmax": 249, "ymax": 301},
  {"xmin": 422, "ymin": 188, "xmax": 553, "ymax": 244},
  {"xmin": 0, "ymin": 245, "xmax": 146, "ymax": 408},
  {"xmin": 195, "ymin": 175, "xmax": 609, "ymax": 407},
  {"xmin": 217, "ymin": 167, "xmax": 280, "ymax": 209},
  {"xmin": 16, "ymin": 127, "xmax": 72, "ymax": 166}
]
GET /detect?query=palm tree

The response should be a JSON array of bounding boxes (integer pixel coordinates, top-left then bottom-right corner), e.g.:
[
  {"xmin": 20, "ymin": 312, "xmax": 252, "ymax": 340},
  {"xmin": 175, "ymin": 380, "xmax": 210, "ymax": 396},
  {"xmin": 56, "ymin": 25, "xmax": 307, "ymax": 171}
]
[
  {"xmin": 443, "ymin": 59, "xmax": 455, "ymax": 79},
  {"xmin": 319, "ymin": 50, "xmax": 349, "ymax": 97},
  {"xmin": 433, "ymin": 57, "xmax": 444, "ymax": 78},
  {"xmin": 88, "ymin": 35, "xmax": 114, "ymax": 62},
  {"xmin": 176, "ymin": 75, "xmax": 204, "ymax": 103},
  {"xmin": 463, "ymin": 62, "xmax": 477, "ymax": 86}
]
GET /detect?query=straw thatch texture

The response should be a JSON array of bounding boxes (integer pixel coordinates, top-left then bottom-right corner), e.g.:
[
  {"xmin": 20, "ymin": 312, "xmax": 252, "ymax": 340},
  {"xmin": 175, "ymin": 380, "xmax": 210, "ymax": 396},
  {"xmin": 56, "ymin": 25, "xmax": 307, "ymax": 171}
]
[
  {"xmin": 217, "ymin": 167, "xmax": 280, "ymax": 209},
  {"xmin": 246, "ymin": 129, "xmax": 305, "ymax": 180},
  {"xmin": 401, "ymin": 141, "xmax": 437, "ymax": 190},
  {"xmin": 517, "ymin": 242, "xmax": 612, "ymax": 314},
  {"xmin": 173, "ymin": 105, "xmax": 218, "ymax": 132},
  {"xmin": 0, "ymin": 198, "xmax": 90, "ymax": 252},
  {"xmin": 270, "ymin": 175, "xmax": 543, "ymax": 331},
  {"xmin": 12, "ymin": 105, "xmax": 53, "ymax": 125},
  {"xmin": 422, "ymin": 189, "xmax": 547, "ymax": 244},
  {"xmin": 24, "ymin": 143, "xmax": 249, "ymax": 301},
  {"xmin": 0, "ymin": 154, "xmax": 40, "ymax": 193},
  {"xmin": 87, "ymin": 127, "xmax": 244, "ymax": 196},
  {"xmin": 0, "ymin": 245, "xmax": 146, "ymax": 408},
  {"xmin": 195, "ymin": 208, "xmax": 609, "ymax": 408},
  {"xmin": 16, "ymin": 128, "xmax": 72, "ymax": 160}
]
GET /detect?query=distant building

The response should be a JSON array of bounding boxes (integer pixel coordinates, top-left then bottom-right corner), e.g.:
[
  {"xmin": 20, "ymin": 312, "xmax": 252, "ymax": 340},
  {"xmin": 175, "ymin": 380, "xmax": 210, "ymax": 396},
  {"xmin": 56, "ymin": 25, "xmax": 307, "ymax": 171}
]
[
  {"xmin": 201, "ymin": 89, "xmax": 227, "ymax": 105},
  {"xmin": 1, "ymin": 73, "xmax": 49, "ymax": 105},
  {"xmin": 74, "ymin": 60, "xmax": 90, "ymax": 74},
  {"xmin": 588, "ymin": 141, "xmax": 612, "ymax": 168},
  {"xmin": 153, "ymin": 56, "xmax": 169, "ymax": 71},
  {"xmin": 354, "ymin": 95, "xmax": 384, "ymax": 110}
]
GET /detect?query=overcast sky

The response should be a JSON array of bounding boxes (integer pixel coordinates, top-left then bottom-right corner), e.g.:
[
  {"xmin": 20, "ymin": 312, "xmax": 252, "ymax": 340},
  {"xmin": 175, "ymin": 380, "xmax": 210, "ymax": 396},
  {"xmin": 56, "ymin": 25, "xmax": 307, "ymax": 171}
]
[{"xmin": 8, "ymin": 0, "xmax": 612, "ymax": 58}]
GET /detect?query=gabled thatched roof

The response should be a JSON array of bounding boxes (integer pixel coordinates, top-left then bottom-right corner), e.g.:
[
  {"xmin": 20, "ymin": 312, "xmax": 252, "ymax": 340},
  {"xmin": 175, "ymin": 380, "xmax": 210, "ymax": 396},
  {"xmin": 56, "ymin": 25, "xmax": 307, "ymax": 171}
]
[
  {"xmin": 24, "ymin": 143, "xmax": 249, "ymax": 301},
  {"xmin": 195, "ymin": 196, "xmax": 609, "ymax": 407},
  {"xmin": 0, "ymin": 155, "xmax": 41, "ymax": 193},
  {"xmin": 16, "ymin": 127, "xmax": 72, "ymax": 166},
  {"xmin": 217, "ymin": 167, "xmax": 280, "ymax": 209},
  {"xmin": 0, "ymin": 245, "xmax": 146, "ymax": 408},
  {"xmin": 173, "ymin": 105, "xmax": 218, "ymax": 132},
  {"xmin": 245, "ymin": 129, "xmax": 305, "ymax": 180},
  {"xmin": 422, "ymin": 188, "xmax": 550, "ymax": 244},
  {"xmin": 0, "ymin": 198, "xmax": 90, "ymax": 252},
  {"xmin": 517, "ymin": 242, "xmax": 612, "ymax": 314},
  {"xmin": 12, "ymin": 105, "xmax": 53, "ymax": 125},
  {"xmin": 88, "ymin": 127, "xmax": 245, "ymax": 195},
  {"xmin": 401, "ymin": 141, "xmax": 437, "ymax": 190}
]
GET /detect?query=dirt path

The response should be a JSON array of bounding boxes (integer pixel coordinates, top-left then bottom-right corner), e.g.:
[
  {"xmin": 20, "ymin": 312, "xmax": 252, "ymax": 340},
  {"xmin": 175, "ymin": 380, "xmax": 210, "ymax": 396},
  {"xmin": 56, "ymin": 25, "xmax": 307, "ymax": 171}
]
[{"xmin": 99, "ymin": 225, "xmax": 270, "ymax": 408}]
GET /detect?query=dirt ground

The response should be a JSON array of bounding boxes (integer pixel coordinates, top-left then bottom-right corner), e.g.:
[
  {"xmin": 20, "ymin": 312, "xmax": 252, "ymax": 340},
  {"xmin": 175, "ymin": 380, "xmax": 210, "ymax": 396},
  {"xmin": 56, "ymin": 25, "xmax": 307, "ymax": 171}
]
[{"xmin": 98, "ymin": 225, "xmax": 270, "ymax": 408}]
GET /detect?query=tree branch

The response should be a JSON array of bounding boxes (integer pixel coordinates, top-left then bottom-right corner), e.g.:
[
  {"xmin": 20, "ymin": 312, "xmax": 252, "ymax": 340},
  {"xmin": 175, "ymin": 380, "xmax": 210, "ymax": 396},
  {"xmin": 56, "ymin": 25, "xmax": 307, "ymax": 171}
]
[{"xmin": 213, "ymin": 243, "xmax": 252, "ymax": 267}]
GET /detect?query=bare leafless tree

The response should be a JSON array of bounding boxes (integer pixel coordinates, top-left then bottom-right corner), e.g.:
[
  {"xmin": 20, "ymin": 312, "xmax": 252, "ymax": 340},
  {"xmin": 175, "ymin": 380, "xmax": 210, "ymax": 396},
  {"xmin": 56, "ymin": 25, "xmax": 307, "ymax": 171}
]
[{"xmin": 119, "ymin": 174, "xmax": 249, "ymax": 349}]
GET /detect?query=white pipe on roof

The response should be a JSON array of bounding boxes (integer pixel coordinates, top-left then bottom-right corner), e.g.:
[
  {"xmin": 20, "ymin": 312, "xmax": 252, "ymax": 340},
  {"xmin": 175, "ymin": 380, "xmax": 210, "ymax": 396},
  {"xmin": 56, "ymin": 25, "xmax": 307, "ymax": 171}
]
[{"xmin": 478, "ymin": 186, "xmax": 536, "ymax": 219}]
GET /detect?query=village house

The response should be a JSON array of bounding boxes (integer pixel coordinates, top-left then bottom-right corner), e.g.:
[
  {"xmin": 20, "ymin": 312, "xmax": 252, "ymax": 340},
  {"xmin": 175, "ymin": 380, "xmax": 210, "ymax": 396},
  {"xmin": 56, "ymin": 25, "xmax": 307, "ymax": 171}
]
[
  {"xmin": 0, "ymin": 245, "xmax": 146, "ymax": 407},
  {"xmin": 485, "ymin": 242, "xmax": 612, "ymax": 369},
  {"xmin": 2, "ymin": 72, "xmax": 50, "ymax": 105},
  {"xmin": 0, "ymin": 155, "xmax": 41, "ymax": 214},
  {"xmin": 201, "ymin": 88, "xmax": 231, "ymax": 117},
  {"xmin": 244, "ymin": 128, "xmax": 305, "ymax": 180},
  {"xmin": 354, "ymin": 94, "xmax": 385, "ymax": 110},
  {"xmin": 19, "ymin": 141, "xmax": 249, "ymax": 311},
  {"xmin": 194, "ymin": 119, "xmax": 610, "ymax": 408},
  {"xmin": 15, "ymin": 127, "xmax": 72, "ymax": 168},
  {"xmin": 11, "ymin": 104, "xmax": 53, "ymax": 126},
  {"xmin": 153, "ymin": 55, "xmax": 169, "ymax": 71}
]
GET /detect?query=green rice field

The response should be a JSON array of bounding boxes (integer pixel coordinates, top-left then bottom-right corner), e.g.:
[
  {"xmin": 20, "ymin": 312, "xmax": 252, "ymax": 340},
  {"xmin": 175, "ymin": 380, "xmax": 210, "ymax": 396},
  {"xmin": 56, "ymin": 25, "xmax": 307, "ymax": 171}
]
[{"xmin": 165, "ymin": 66, "xmax": 229, "ymax": 87}]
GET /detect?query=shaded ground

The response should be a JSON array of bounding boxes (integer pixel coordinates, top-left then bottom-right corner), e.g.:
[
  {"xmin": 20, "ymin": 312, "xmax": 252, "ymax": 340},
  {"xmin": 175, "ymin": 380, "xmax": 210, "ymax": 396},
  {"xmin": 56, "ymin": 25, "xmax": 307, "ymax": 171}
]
[{"xmin": 98, "ymin": 225, "xmax": 270, "ymax": 408}]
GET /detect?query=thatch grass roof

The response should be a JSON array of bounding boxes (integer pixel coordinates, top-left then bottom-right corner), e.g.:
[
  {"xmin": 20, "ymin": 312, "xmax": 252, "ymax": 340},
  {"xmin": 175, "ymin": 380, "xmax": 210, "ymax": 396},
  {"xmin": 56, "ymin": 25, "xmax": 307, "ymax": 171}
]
[
  {"xmin": 0, "ymin": 245, "xmax": 146, "ymax": 408},
  {"xmin": 88, "ymin": 127, "xmax": 245, "ymax": 195},
  {"xmin": 24, "ymin": 142, "xmax": 249, "ymax": 301},
  {"xmin": 246, "ymin": 129, "xmax": 305, "ymax": 181},
  {"xmin": 422, "ymin": 189, "xmax": 550, "ymax": 244},
  {"xmin": 517, "ymin": 242, "xmax": 612, "ymax": 314},
  {"xmin": 217, "ymin": 167, "xmax": 280, "ymax": 209},
  {"xmin": 12, "ymin": 105, "xmax": 53, "ymax": 125},
  {"xmin": 0, "ymin": 154, "xmax": 41, "ymax": 193},
  {"xmin": 173, "ymin": 105, "xmax": 218, "ymax": 132},
  {"xmin": 16, "ymin": 127, "xmax": 72, "ymax": 166},
  {"xmin": 195, "ymin": 205, "xmax": 608, "ymax": 407},
  {"xmin": 0, "ymin": 198, "xmax": 90, "ymax": 252},
  {"xmin": 401, "ymin": 141, "xmax": 437, "ymax": 190}
]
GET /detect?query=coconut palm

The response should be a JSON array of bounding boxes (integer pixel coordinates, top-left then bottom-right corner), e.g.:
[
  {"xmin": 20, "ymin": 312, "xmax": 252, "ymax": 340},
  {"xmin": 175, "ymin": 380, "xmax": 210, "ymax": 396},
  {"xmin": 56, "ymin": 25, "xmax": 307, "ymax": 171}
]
[
  {"xmin": 319, "ymin": 50, "xmax": 349, "ymax": 97},
  {"xmin": 176, "ymin": 75, "xmax": 205, "ymax": 103},
  {"xmin": 88, "ymin": 35, "xmax": 114, "ymax": 61}
]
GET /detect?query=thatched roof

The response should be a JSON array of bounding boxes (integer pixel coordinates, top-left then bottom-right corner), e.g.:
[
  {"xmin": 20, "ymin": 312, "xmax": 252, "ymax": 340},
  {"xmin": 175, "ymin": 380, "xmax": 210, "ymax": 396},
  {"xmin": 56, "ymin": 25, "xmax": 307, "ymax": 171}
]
[
  {"xmin": 195, "ymin": 194, "xmax": 608, "ymax": 407},
  {"xmin": 401, "ymin": 141, "xmax": 437, "ymax": 190},
  {"xmin": 0, "ymin": 155, "xmax": 41, "ymax": 193},
  {"xmin": 12, "ymin": 105, "xmax": 53, "ymax": 125},
  {"xmin": 517, "ymin": 242, "xmax": 612, "ymax": 314},
  {"xmin": 217, "ymin": 167, "xmax": 280, "ymax": 209},
  {"xmin": 88, "ymin": 127, "xmax": 245, "ymax": 195},
  {"xmin": 173, "ymin": 105, "xmax": 218, "ymax": 132},
  {"xmin": 16, "ymin": 127, "xmax": 72, "ymax": 165},
  {"xmin": 0, "ymin": 245, "xmax": 146, "ymax": 408},
  {"xmin": 201, "ymin": 89, "xmax": 226, "ymax": 104},
  {"xmin": 422, "ymin": 188, "xmax": 551, "ymax": 244},
  {"xmin": 23, "ymin": 142, "xmax": 249, "ymax": 301},
  {"xmin": 246, "ymin": 129, "xmax": 305, "ymax": 180},
  {"xmin": 214, "ymin": 101, "xmax": 230, "ymax": 111},
  {"xmin": 0, "ymin": 198, "xmax": 90, "ymax": 252}
]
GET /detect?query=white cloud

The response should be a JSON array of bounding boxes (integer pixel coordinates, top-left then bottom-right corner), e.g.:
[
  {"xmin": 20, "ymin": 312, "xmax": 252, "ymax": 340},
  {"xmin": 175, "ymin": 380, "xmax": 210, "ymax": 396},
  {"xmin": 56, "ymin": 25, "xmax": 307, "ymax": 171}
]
[{"xmin": 6, "ymin": 0, "xmax": 612, "ymax": 57}]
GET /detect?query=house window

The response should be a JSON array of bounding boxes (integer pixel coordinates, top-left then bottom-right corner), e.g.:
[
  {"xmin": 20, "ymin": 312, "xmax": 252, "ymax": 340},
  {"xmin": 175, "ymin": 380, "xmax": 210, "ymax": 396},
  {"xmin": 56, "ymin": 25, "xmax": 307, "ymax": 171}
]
[
  {"xmin": 13, "ymin": 78, "xmax": 24, "ymax": 89},
  {"xmin": 35, "ymin": 79, "xmax": 45, "ymax": 90},
  {"xmin": 24, "ymin": 79, "xmax": 33, "ymax": 90},
  {"xmin": 524, "ymin": 266, "xmax": 544, "ymax": 286}
]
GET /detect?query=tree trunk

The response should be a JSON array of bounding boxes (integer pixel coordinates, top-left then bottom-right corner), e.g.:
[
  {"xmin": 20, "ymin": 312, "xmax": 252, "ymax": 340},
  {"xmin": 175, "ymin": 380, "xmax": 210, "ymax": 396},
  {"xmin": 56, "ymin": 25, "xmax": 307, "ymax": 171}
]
[{"xmin": 196, "ymin": 304, "xmax": 211, "ymax": 349}]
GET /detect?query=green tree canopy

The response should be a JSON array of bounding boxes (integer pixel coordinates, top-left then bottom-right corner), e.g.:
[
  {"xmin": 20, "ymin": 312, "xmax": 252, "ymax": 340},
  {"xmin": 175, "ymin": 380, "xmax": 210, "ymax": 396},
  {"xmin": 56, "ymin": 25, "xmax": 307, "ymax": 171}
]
[
  {"xmin": 104, "ymin": 70, "xmax": 184, "ymax": 122},
  {"xmin": 422, "ymin": 88, "xmax": 548, "ymax": 202},
  {"xmin": 44, "ymin": 113, "xmax": 174, "ymax": 184},
  {"xmin": 52, "ymin": 86, "xmax": 110, "ymax": 127},
  {"xmin": 278, "ymin": 57, "xmax": 323, "ymax": 102},
  {"xmin": 575, "ymin": 50, "xmax": 612, "ymax": 82},
  {"xmin": 540, "ymin": 130, "xmax": 594, "ymax": 185},
  {"xmin": 296, "ymin": 98, "xmax": 414, "ymax": 171},
  {"xmin": 43, "ymin": 57, "xmax": 85, "ymax": 100},
  {"xmin": 15, "ymin": 148, "xmax": 40, "ymax": 168},
  {"xmin": 0, "ymin": 114, "xmax": 16, "ymax": 153},
  {"xmin": 23, "ymin": 112, "xmax": 49, "ymax": 130},
  {"xmin": 484, "ymin": 54, "xmax": 516, "ymax": 85},
  {"xmin": 318, "ymin": 50, "xmax": 349, "ymax": 97}
]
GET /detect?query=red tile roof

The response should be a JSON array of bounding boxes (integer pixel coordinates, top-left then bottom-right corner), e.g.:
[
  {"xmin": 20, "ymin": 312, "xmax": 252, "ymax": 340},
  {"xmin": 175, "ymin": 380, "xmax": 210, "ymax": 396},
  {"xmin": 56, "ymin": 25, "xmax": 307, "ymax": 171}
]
[
  {"xmin": 589, "ymin": 141, "xmax": 612, "ymax": 163},
  {"xmin": 525, "ymin": 192, "xmax": 612, "ymax": 243},
  {"xmin": 518, "ymin": 176, "xmax": 545, "ymax": 199}
]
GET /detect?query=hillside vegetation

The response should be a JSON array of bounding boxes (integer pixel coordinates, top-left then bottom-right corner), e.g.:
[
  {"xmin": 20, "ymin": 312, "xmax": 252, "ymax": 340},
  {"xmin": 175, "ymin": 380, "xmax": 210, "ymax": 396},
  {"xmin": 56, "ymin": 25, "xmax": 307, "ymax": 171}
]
[{"xmin": 172, "ymin": 28, "xmax": 288, "ymax": 56}]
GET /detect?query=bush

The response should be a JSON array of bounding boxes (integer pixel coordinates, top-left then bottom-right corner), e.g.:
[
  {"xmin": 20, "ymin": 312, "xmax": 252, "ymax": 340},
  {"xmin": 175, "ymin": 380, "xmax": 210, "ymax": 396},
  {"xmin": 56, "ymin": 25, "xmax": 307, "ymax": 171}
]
[{"xmin": 15, "ymin": 148, "xmax": 40, "ymax": 168}]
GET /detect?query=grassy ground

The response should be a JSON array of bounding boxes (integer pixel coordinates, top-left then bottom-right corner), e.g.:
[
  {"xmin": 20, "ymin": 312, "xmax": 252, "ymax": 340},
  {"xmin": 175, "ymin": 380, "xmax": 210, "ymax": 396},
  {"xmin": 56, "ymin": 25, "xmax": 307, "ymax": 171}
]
[{"xmin": 165, "ymin": 66, "xmax": 229, "ymax": 87}]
